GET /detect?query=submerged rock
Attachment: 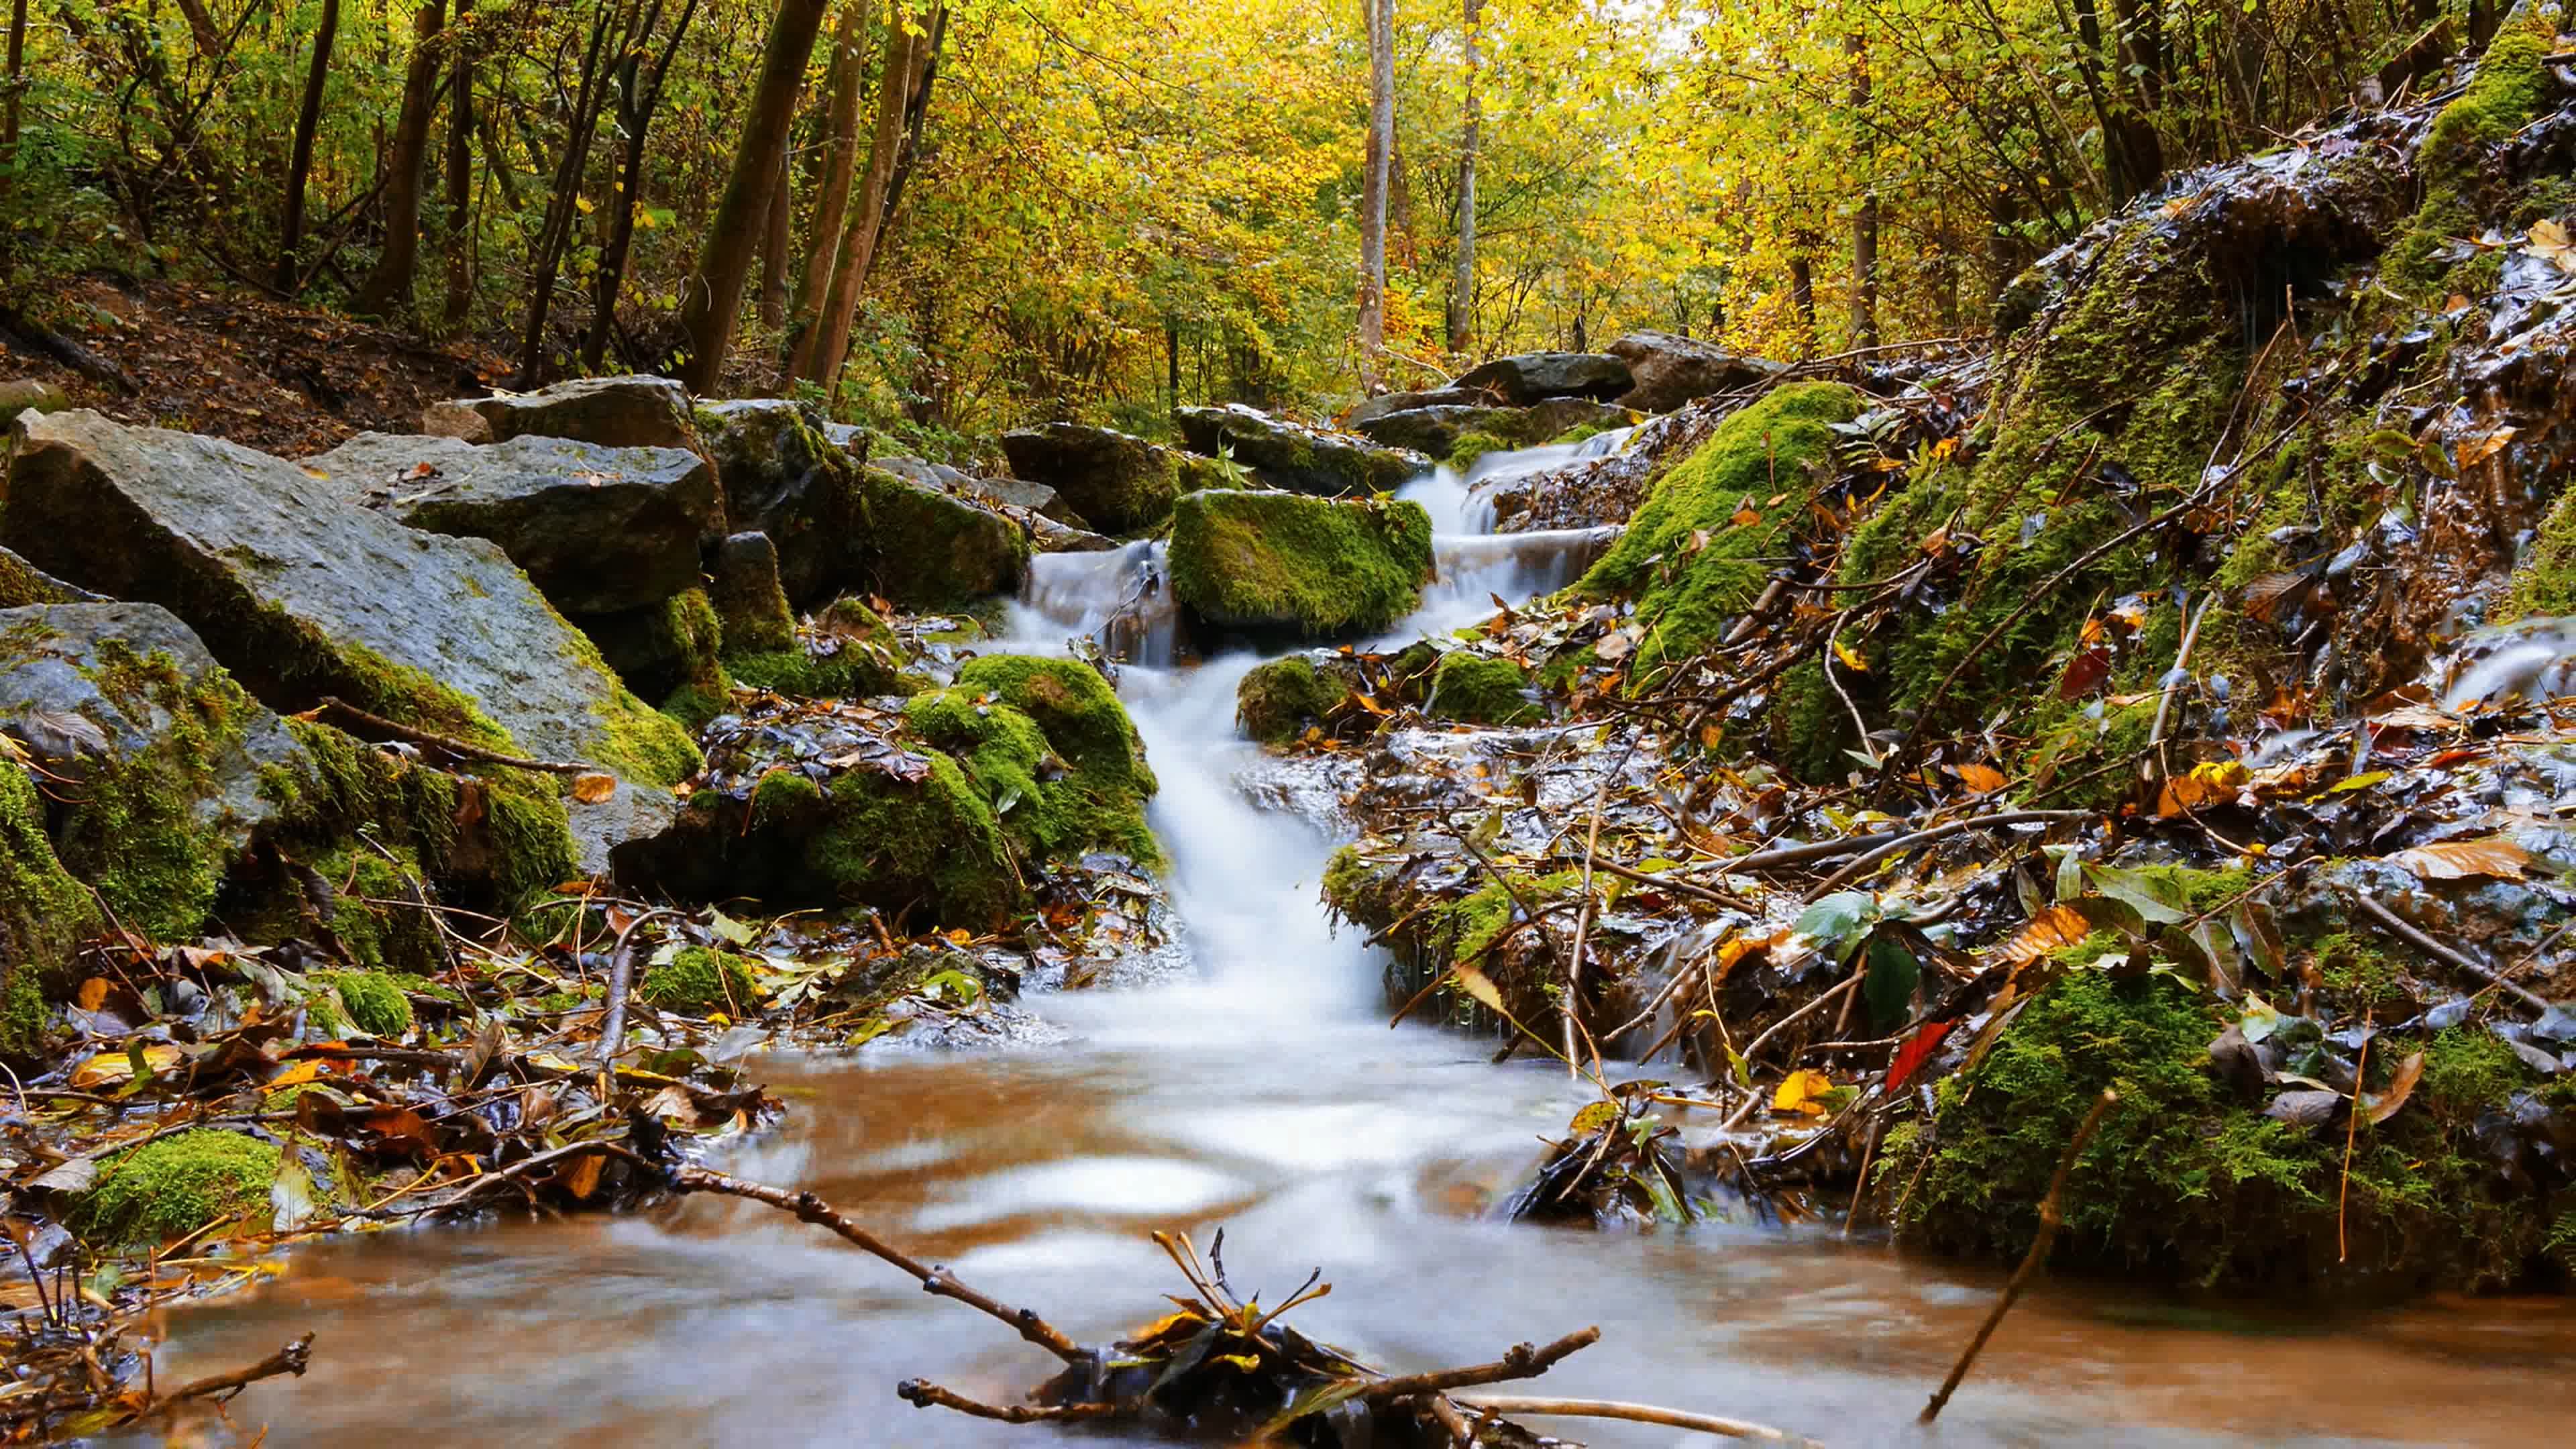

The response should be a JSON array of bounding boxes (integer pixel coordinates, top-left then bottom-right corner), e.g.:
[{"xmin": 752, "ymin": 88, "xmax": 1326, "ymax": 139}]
[
  {"xmin": 422, "ymin": 374, "xmax": 698, "ymax": 450},
  {"xmin": 1168, "ymin": 489, "xmax": 1434, "ymax": 639},
  {"xmin": 1605, "ymin": 331, "xmax": 1788, "ymax": 413},
  {"xmin": 1000, "ymin": 422, "xmax": 1223, "ymax": 533},
  {"xmin": 1452, "ymin": 351, "xmax": 1632, "ymax": 405},
  {"xmin": 307, "ymin": 431, "xmax": 722, "ymax": 614},
  {"xmin": 1173, "ymin": 405, "xmax": 1426, "ymax": 497}
]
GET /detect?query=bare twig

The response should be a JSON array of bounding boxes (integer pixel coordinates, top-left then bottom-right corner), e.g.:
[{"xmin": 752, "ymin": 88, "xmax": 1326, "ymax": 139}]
[
  {"xmin": 1563, "ymin": 780, "xmax": 1613, "ymax": 1079},
  {"xmin": 149, "ymin": 1333, "xmax": 313, "ymax": 1409},
  {"xmin": 1459, "ymin": 1394, "xmax": 1823, "ymax": 1446},
  {"xmin": 896, "ymin": 1381, "xmax": 1118, "ymax": 1423},
  {"xmin": 1921, "ymin": 1087, "xmax": 2118, "ymax": 1422},
  {"xmin": 1355, "ymin": 1327, "xmax": 1600, "ymax": 1403},
  {"xmin": 594, "ymin": 907, "xmax": 684, "ymax": 1064},
  {"xmin": 1737, "ymin": 973, "xmax": 1862, "ymax": 1069},
  {"xmin": 2347, "ymin": 894, "xmax": 2551, "ymax": 1014},
  {"xmin": 1809, "ymin": 810, "xmax": 2094, "ymax": 896},
  {"xmin": 314, "ymin": 696, "xmax": 599, "ymax": 775},
  {"xmin": 669, "ymin": 1168, "xmax": 1084, "ymax": 1362},
  {"xmin": 1592, "ymin": 857, "xmax": 1758, "ymax": 911}
]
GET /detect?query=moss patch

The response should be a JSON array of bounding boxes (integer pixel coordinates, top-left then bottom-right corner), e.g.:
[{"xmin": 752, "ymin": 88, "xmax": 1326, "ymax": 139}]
[
  {"xmin": 908, "ymin": 655, "xmax": 1162, "ymax": 868},
  {"xmin": 810, "ymin": 752, "xmax": 1021, "ymax": 927},
  {"xmin": 1236, "ymin": 655, "xmax": 1352, "ymax": 744},
  {"xmin": 1169, "ymin": 490, "xmax": 1434, "ymax": 638},
  {"xmin": 2499, "ymin": 484, "xmax": 2576, "ymax": 623},
  {"xmin": 1426, "ymin": 651, "xmax": 1540, "ymax": 724},
  {"xmin": 309, "ymin": 969, "xmax": 417, "ymax": 1038},
  {"xmin": 74, "ymin": 1131, "xmax": 281, "ymax": 1248},
  {"xmin": 1448, "ymin": 431, "xmax": 1512, "ymax": 472},
  {"xmin": 639, "ymin": 946, "xmax": 759, "ymax": 1015},
  {"xmin": 1574, "ymin": 383, "xmax": 1861, "ymax": 680},
  {"xmin": 2385, "ymin": 25, "xmax": 2556, "ymax": 293},
  {"xmin": 0, "ymin": 764, "xmax": 96, "ymax": 1059}
]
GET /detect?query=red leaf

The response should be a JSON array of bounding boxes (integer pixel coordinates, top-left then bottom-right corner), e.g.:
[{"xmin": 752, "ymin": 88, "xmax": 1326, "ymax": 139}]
[
  {"xmin": 2057, "ymin": 645, "xmax": 2112, "ymax": 699},
  {"xmin": 1887, "ymin": 1018, "xmax": 1959, "ymax": 1093}
]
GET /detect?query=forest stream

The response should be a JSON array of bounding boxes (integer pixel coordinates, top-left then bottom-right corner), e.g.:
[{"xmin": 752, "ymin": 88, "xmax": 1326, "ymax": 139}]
[{"xmin": 131, "ymin": 444, "xmax": 2576, "ymax": 1448}]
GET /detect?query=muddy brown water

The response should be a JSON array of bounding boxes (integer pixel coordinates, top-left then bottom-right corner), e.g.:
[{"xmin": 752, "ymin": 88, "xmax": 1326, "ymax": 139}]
[{"xmin": 144, "ymin": 451, "xmax": 2576, "ymax": 1446}]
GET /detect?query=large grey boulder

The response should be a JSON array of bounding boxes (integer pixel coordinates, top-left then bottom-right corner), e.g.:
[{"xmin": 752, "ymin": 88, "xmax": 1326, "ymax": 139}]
[
  {"xmin": 1000, "ymin": 423, "xmax": 1224, "ymax": 533},
  {"xmin": 1605, "ymin": 333, "xmax": 1788, "ymax": 413},
  {"xmin": 1173, "ymin": 405, "xmax": 1427, "ymax": 497},
  {"xmin": 1347, "ymin": 387, "xmax": 1493, "ymax": 429},
  {"xmin": 1451, "ymin": 352, "xmax": 1631, "ymax": 406},
  {"xmin": 305, "ymin": 432, "xmax": 722, "ymax": 614},
  {"xmin": 1, "ymin": 413, "xmax": 700, "ymax": 869},
  {"xmin": 1352, "ymin": 405, "xmax": 1513, "ymax": 458},
  {"xmin": 422, "ymin": 374, "xmax": 698, "ymax": 450}
]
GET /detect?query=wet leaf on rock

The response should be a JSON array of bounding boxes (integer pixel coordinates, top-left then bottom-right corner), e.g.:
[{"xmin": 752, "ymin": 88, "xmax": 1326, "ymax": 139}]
[{"xmin": 2387, "ymin": 836, "xmax": 2532, "ymax": 881}]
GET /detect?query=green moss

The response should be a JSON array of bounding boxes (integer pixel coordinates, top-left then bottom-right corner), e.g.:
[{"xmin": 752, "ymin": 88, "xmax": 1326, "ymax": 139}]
[
  {"xmin": 1169, "ymin": 490, "xmax": 1434, "ymax": 638},
  {"xmin": 309, "ymin": 969, "xmax": 416, "ymax": 1038},
  {"xmin": 1549, "ymin": 423, "xmax": 1607, "ymax": 448},
  {"xmin": 0, "ymin": 763, "xmax": 97, "ymax": 1058},
  {"xmin": 0, "ymin": 547, "xmax": 84, "ymax": 608},
  {"xmin": 639, "ymin": 945, "xmax": 760, "ymax": 1015},
  {"xmin": 1447, "ymin": 431, "xmax": 1512, "ymax": 472},
  {"xmin": 577, "ymin": 656, "xmax": 705, "ymax": 788},
  {"xmin": 323, "ymin": 851, "xmax": 445, "ymax": 975},
  {"xmin": 751, "ymin": 767, "xmax": 824, "ymax": 827},
  {"xmin": 2499, "ymin": 486, "xmax": 2576, "ymax": 623},
  {"xmin": 1425, "ymin": 651, "xmax": 1540, "ymax": 724},
  {"xmin": 729, "ymin": 596, "xmax": 912, "ymax": 699},
  {"xmin": 1574, "ymin": 383, "xmax": 1862, "ymax": 680},
  {"xmin": 856, "ymin": 467, "xmax": 1032, "ymax": 607},
  {"xmin": 74, "ymin": 1131, "xmax": 281, "ymax": 1248},
  {"xmin": 2386, "ymin": 26, "xmax": 2555, "ymax": 293},
  {"xmin": 811, "ymin": 752, "xmax": 1021, "ymax": 926},
  {"xmin": 1236, "ymin": 655, "xmax": 1351, "ymax": 744},
  {"xmin": 908, "ymin": 654, "xmax": 1162, "ymax": 868},
  {"xmin": 1888, "ymin": 971, "xmax": 2552, "ymax": 1289}
]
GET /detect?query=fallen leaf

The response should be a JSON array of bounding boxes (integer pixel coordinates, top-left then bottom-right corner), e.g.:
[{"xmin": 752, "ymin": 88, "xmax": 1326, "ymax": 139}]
[
  {"xmin": 1450, "ymin": 962, "xmax": 1505, "ymax": 1016},
  {"xmin": 68, "ymin": 1042, "xmax": 182, "ymax": 1088},
  {"xmin": 1886, "ymin": 1018, "xmax": 1957, "ymax": 1092},
  {"xmin": 2387, "ymin": 836, "xmax": 2532, "ymax": 881},
  {"xmin": 1832, "ymin": 639, "xmax": 1868, "ymax": 673},
  {"xmin": 571, "ymin": 771, "xmax": 619, "ymax": 804},
  {"xmin": 2456, "ymin": 425, "xmax": 2516, "ymax": 471},
  {"xmin": 1773, "ymin": 1069, "xmax": 1837, "ymax": 1117},
  {"xmin": 1955, "ymin": 762, "xmax": 2008, "ymax": 794},
  {"xmin": 1994, "ymin": 904, "xmax": 2092, "ymax": 964},
  {"xmin": 2364, "ymin": 1051, "xmax": 2426, "ymax": 1126}
]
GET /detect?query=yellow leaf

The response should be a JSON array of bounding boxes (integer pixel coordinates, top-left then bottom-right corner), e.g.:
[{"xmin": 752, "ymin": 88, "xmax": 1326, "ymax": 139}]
[
  {"xmin": 1994, "ymin": 904, "xmax": 2092, "ymax": 965},
  {"xmin": 571, "ymin": 771, "xmax": 619, "ymax": 804},
  {"xmin": 1832, "ymin": 639, "xmax": 1867, "ymax": 672},
  {"xmin": 69, "ymin": 1042, "xmax": 182, "ymax": 1088},
  {"xmin": 1773, "ymin": 1069, "xmax": 1835, "ymax": 1116},
  {"xmin": 1450, "ymin": 962, "xmax": 1505, "ymax": 1016},
  {"xmin": 1955, "ymin": 762, "xmax": 2007, "ymax": 794},
  {"xmin": 1568, "ymin": 1100, "xmax": 1621, "ymax": 1135},
  {"xmin": 947, "ymin": 928, "xmax": 974, "ymax": 945},
  {"xmin": 2457, "ymin": 426, "xmax": 2516, "ymax": 471},
  {"xmin": 266, "ymin": 1061, "xmax": 324, "ymax": 1090},
  {"xmin": 573, "ymin": 194, "xmax": 595, "ymax": 214}
]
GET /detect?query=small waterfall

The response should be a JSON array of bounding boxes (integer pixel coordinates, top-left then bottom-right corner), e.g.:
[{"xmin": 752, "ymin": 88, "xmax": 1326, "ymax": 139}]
[{"xmin": 1006, "ymin": 540, "xmax": 1180, "ymax": 665}]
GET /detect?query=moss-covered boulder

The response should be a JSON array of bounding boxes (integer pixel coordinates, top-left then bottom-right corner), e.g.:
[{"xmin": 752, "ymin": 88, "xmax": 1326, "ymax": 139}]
[
  {"xmin": 907, "ymin": 655, "xmax": 1161, "ymax": 867},
  {"xmin": 639, "ymin": 945, "xmax": 760, "ymax": 1014},
  {"xmin": 423, "ymin": 374, "xmax": 698, "ymax": 450},
  {"xmin": 1000, "ymin": 423, "xmax": 1214, "ymax": 533},
  {"xmin": 728, "ymin": 596, "xmax": 912, "ymax": 700},
  {"xmin": 574, "ymin": 588, "xmax": 727, "ymax": 708},
  {"xmin": 1572, "ymin": 382, "xmax": 1862, "ymax": 678},
  {"xmin": 1453, "ymin": 352, "xmax": 1632, "ymax": 406},
  {"xmin": 1174, "ymin": 405, "xmax": 1428, "ymax": 497},
  {"xmin": 308, "ymin": 968, "xmax": 417, "ymax": 1038},
  {"xmin": 1169, "ymin": 490, "xmax": 1434, "ymax": 639},
  {"xmin": 2, "ymin": 413, "xmax": 699, "ymax": 867},
  {"xmin": 1883, "ymin": 969, "xmax": 2569, "ymax": 1291},
  {"xmin": 1425, "ymin": 651, "xmax": 1540, "ymax": 724},
  {"xmin": 856, "ymin": 466, "xmax": 1030, "ymax": 606},
  {"xmin": 306, "ymin": 431, "xmax": 723, "ymax": 614},
  {"xmin": 1235, "ymin": 653, "xmax": 1359, "ymax": 745},
  {"xmin": 0, "ymin": 764, "xmax": 95, "ymax": 1059},
  {"xmin": 72, "ymin": 1130, "xmax": 282, "ymax": 1248},
  {"xmin": 706, "ymin": 531, "xmax": 799, "ymax": 656},
  {"xmin": 1324, "ymin": 845, "xmax": 1587, "ymax": 1034}
]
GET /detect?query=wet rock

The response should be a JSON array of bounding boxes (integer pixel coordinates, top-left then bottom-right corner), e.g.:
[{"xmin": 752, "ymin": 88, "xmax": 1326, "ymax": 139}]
[
  {"xmin": 0, "ymin": 761, "xmax": 93, "ymax": 1058},
  {"xmin": 306, "ymin": 431, "xmax": 722, "ymax": 614},
  {"xmin": 1605, "ymin": 331, "xmax": 1788, "ymax": 413},
  {"xmin": 1000, "ymin": 422, "xmax": 1222, "ymax": 533},
  {"xmin": 1347, "ymin": 386, "xmax": 1494, "ymax": 428},
  {"xmin": 0, "ymin": 545, "xmax": 103, "ymax": 609},
  {"xmin": 1452, "ymin": 351, "xmax": 1631, "ymax": 405},
  {"xmin": 1485, "ymin": 393, "xmax": 1735, "ymax": 532},
  {"xmin": 1, "ymin": 411, "xmax": 696, "ymax": 871},
  {"xmin": 571, "ymin": 589, "xmax": 724, "ymax": 704},
  {"xmin": 706, "ymin": 531, "xmax": 798, "ymax": 657},
  {"xmin": 422, "ymin": 374, "xmax": 698, "ymax": 450},
  {"xmin": 1425, "ymin": 650, "xmax": 1540, "ymax": 725},
  {"xmin": 859, "ymin": 466, "xmax": 1030, "ymax": 606},
  {"xmin": 0, "ymin": 378, "xmax": 69, "ymax": 422},
  {"xmin": 1168, "ymin": 489, "xmax": 1434, "ymax": 639},
  {"xmin": 1235, "ymin": 651, "xmax": 1364, "ymax": 745},
  {"xmin": 1029, "ymin": 515, "xmax": 1118, "ymax": 553},
  {"xmin": 876, "ymin": 451, "xmax": 1071, "ymax": 523},
  {"xmin": 1351, "ymin": 404, "xmax": 1512, "ymax": 458},
  {"xmin": 1173, "ymin": 405, "xmax": 1426, "ymax": 497}
]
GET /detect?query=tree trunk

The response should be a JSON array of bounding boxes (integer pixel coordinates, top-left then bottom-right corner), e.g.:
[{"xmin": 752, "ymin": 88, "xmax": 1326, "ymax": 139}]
[
  {"xmin": 787, "ymin": 3, "xmax": 875, "ymax": 372},
  {"xmin": 1846, "ymin": 30, "xmax": 1879, "ymax": 350},
  {"xmin": 1356, "ymin": 0, "xmax": 1393, "ymax": 392},
  {"xmin": 802, "ymin": 0, "xmax": 914, "ymax": 394},
  {"xmin": 357, "ymin": 1, "xmax": 449, "ymax": 318},
  {"xmin": 869, "ymin": 3, "xmax": 945, "ymax": 276},
  {"xmin": 277, "ymin": 0, "xmax": 341, "ymax": 292},
  {"xmin": 515, "ymin": 3, "xmax": 622, "ymax": 386},
  {"xmin": 677, "ymin": 0, "xmax": 831, "ymax": 394},
  {"xmin": 1446, "ymin": 0, "xmax": 1480, "ymax": 354},
  {"xmin": 440, "ymin": 0, "xmax": 475, "ymax": 333},
  {"xmin": 759, "ymin": 141, "xmax": 792, "ymax": 327},
  {"xmin": 1788, "ymin": 233, "xmax": 1818, "ymax": 355},
  {"xmin": 583, "ymin": 0, "xmax": 702, "ymax": 372}
]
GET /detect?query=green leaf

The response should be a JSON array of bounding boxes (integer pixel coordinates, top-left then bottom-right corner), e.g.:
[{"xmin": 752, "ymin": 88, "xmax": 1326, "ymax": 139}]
[
  {"xmin": 2082, "ymin": 863, "xmax": 2193, "ymax": 924},
  {"xmin": 1862, "ymin": 934, "xmax": 1920, "ymax": 1032},
  {"xmin": 1794, "ymin": 890, "xmax": 1880, "ymax": 954}
]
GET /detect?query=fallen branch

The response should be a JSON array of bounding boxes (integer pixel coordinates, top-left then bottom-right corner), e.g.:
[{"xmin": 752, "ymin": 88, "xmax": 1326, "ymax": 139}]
[
  {"xmin": 150, "ymin": 1332, "xmax": 314, "ymax": 1409},
  {"xmin": 594, "ymin": 908, "xmax": 683, "ymax": 1065},
  {"xmin": 1354, "ymin": 1327, "xmax": 1600, "ymax": 1403},
  {"xmin": 669, "ymin": 1167, "xmax": 1084, "ymax": 1362},
  {"xmin": 1809, "ymin": 810, "xmax": 2094, "ymax": 896},
  {"xmin": 2347, "ymin": 894, "xmax": 2551, "ymax": 1014},
  {"xmin": 1593, "ymin": 858, "xmax": 1758, "ymax": 911},
  {"xmin": 1460, "ymin": 1394, "xmax": 1823, "ymax": 1446},
  {"xmin": 1921, "ymin": 1087, "xmax": 2118, "ymax": 1422},
  {"xmin": 315, "ymin": 696, "xmax": 600, "ymax": 775},
  {"xmin": 896, "ymin": 1381, "xmax": 1118, "ymax": 1423}
]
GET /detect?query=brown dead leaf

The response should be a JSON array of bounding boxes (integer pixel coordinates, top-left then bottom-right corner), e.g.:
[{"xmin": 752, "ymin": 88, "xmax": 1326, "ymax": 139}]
[
  {"xmin": 2365, "ymin": 1051, "xmax": 2426, "ymax": 1126},
  {"xmin": 561, "ymin": 1150, "xmax": 606, "ymax": 1201},
  {"xmin": 1994, "ymin": 904, "xmax": 2092, "ymax": 965},
  {"xmin": 2387, "ymin": 836, "xmax": 2532, "ymax": 881},
  {"xmin": 2457, "ymin": 426, "xmax": 2517, "ymax": 471}
]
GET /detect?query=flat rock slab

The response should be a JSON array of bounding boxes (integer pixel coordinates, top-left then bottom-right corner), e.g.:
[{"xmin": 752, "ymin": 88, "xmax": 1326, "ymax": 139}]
[
  {"xmin": 1174, "ymin": 405, "xmax": 1427, "ymax": 497},
  {"xmin": 1452, "ymin": 352, "xmax": 1632, "ymax": 405},
  {"xmin": 423, "ymin": 374, "xmax": 699, "ymax": 450},
  {"xmin": 3, "ymin": 413, "xmax": 696, "ymax": 863},
  {"xmin": 1605, "ymin": 332, "xmax": 1788, "ymax": 414},
  {"xmin": 306, "ymin": 432, "xmax": 722, "ymax": 614}
]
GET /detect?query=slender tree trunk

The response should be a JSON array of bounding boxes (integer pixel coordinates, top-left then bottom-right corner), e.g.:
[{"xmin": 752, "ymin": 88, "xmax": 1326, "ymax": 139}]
[
  {"xmin": 1446, "ymin": 0, "xmax": 1481, "ymax": 354},
  {"xmin": 1787, "ymin": 232, "xmax": 1818, "ymax": 355},
  {"xmin": 277, "ymin": 0, "xmax": 341, "ymax": 291},
  {"xmin": 1847, "ymin": 30, "xmax": 1879, "ymax": 349},
  {"xmin": 787, "ymin": 3, "xmax": 875, "ymax": 374},
  {"xmin": 440, "ymin": 0, "xmax": 475, "ymax": 333},
  {"xmin": 1356, "ymin": 0, "xmax": 1393, "ymax": 392},
  {"xmin": 357, "ymin": 1, "xmax": 449, "ymax": 317},
  {"xmin": 802, "ymin": 0, "xmax": 914, "ymax": 394},
  {"xmin": 868, "ymin": 3, "xmax": 945, "ymax": 274},
  {"xmin": 758, "ymin": 140, "xmax": 792, "ymax": 327},
  {"xmin": 583, "ymin": 0, "xmax": 700, "ymax": 372},
  {"xmin": 676, "ymin": 0, "xmax": 830, "ymax": 394},
  {"xmin": 516, "ymin": 3, "xmax": 621, "ymax": 386}
]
